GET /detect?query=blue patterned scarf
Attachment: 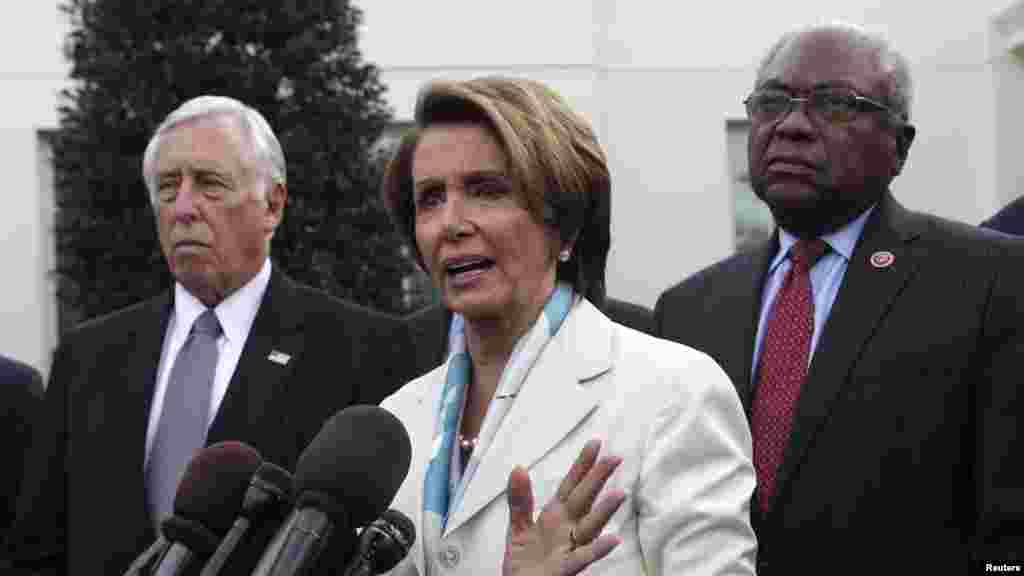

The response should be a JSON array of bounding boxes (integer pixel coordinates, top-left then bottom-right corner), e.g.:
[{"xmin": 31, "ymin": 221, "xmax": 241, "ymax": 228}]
[{"xmin": 422, "ymin": 282, "xmax": 575, "ymax": 571}]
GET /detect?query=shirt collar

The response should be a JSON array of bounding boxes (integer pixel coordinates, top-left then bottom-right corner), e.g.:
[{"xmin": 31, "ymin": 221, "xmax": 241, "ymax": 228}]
[
  {"xmin": 770, "ymin": 205, "xmax": 876, "ymax": 274},
  {"xmin": 173, "ymin": 258, "xmax": 273, "ymax": 344}
]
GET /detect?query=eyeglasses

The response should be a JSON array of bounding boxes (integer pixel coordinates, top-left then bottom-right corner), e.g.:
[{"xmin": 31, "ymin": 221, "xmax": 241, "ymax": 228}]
[{"xmin": 743, "ymin": 88, "xmax": 902, "ymax": 125}]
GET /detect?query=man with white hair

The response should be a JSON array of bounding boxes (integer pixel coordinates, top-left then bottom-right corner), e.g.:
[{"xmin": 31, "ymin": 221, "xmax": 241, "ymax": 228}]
[{"xmin": 4, "ymin": 96, "xmax": 421, "ymax": 575}]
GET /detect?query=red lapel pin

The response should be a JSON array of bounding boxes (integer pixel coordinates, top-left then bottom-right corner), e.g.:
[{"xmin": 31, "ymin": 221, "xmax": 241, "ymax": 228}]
[{"xmin": 869, "ymin": 251, "xmax": 895, "ymax": 268}]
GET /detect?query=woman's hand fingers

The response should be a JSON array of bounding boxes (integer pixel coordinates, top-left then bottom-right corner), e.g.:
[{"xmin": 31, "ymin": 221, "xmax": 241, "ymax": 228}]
[
  {"xmin": 564, "ymin": 454, "xmax": 623, "ymax": 524},
  {"xmin": 554, "ymin": 438, "xmax": 601, "ymax": 506},
  {"xmin": 504, "ymin": 466, "xmax": 541, "ymax": 576},
  {"xmin": 503, "ymin": 438, "xmax": 627, "ymax": 576},
  {"xmin": 559, "ymin": 534, "xmax": 622, "ymax": 576},
  {"xmin": 507, "ymin": 465, "xmax": 537, "ymax": 536},
  {"xmin": 573, "ymin": 487, "xmax": 627, "ymax": 547}
]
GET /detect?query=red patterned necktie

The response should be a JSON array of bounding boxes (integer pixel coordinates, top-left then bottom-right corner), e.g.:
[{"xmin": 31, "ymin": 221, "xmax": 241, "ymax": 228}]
[{"xmin": 752, "ymin": 238, "xmax": 828, "ymax": 512}]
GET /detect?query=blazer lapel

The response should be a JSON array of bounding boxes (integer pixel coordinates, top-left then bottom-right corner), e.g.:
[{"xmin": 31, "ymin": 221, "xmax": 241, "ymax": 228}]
[
  {"xmin": 409, "ymin": 371, "xmax": 444, "ymax": 576},
  {"xmin": 723, "ymin": 240, "xmax": 777, "ymax": 409},
  {"xmin": 721, "ymin": 239, "xmax": 776, "ymax": 532},
  {"xmin": 443, "ymin": 300, "xmax": 609, "ymax": 535},
  {"xmin": 207, "ymin": 269, "xmax": 306, "ymax": 458},
  {"xmin": 132, "ymin": 294, "xmax": 174, "ymax": 444},
  {"xmin": 88, "ymin": 293, "xmax": 170, "ymax": 533},
  {"xmin": 772, "ymin": 195, "xmax": 923, "ymax": 511}
]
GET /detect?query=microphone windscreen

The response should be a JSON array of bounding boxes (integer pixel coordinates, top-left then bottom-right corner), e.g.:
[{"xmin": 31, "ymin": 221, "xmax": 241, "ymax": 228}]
[
  {"xmin": 376, "ymin": 509, "xmax": 416, "ymax": 571},
  {"xmin": 293, "ymin": 405, "xmax": 411, "ymax": 527},
  {"xmin": 247, "ymin": 461, "xmax": 294, "ymax": 513},
  {"xmin": 161, "ymin": 515, "xmax": 221, "ymax": 558},
  {"xmin": 173, "ymin": 441, "xmax": 264, "ymax": 536}
]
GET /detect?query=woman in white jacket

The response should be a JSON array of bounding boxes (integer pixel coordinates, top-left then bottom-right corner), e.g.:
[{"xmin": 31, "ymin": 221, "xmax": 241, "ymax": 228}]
[{"xmin": 378, "ymin": 76, "xmax": 756, "ymax": 576}]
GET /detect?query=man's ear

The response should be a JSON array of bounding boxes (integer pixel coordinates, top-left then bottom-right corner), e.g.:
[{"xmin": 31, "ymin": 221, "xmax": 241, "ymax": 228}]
[
  {"xmin": 265, "ymin": 182, "xmax": 288, "ymax": 231},
  {"xmin": 893, "ymin": 123, "xmax": 916, "ymax": 175}
]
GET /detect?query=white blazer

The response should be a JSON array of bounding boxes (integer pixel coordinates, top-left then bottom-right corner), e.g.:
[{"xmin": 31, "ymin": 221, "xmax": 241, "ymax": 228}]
[{"xmin": 380, "ymin": 299, "xmax": 756, "ymax": 575}]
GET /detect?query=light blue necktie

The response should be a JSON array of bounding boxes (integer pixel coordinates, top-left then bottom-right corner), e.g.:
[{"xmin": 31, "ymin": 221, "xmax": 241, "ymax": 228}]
[{"xmin": 146, "ymin": 309, "xmax": 221, "ymax": 530}]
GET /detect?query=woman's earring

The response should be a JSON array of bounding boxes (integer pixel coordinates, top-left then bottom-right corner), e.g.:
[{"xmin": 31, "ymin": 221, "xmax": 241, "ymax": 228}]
[{"xmin": 558, "ymin": 248, "xmax": 571, "ymax": 262}]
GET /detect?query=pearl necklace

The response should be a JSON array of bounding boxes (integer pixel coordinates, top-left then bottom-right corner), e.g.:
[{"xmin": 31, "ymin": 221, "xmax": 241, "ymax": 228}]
[{"xmin": 457, "ymin": 434, "xmax": 478, "ymax": 455}]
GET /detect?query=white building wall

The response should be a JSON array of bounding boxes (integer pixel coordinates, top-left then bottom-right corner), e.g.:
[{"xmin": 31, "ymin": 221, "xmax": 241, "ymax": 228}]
[
  {"xmin": 363, "ymin": 0, "xmax": 1020, "ymax": 308},
  {"xmin": 0, "ymin": 4, "xmax": 68, "ymax": 376},
  {"xmin": 3, "ymin": 1, "xmax": 1023, "ymax": 376}
]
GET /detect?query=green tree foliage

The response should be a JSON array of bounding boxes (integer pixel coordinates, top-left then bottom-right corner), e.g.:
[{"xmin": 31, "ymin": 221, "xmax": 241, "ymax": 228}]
[{"xmin": 54, "ymin": 0, "xmax": 420, "ymax": 329}]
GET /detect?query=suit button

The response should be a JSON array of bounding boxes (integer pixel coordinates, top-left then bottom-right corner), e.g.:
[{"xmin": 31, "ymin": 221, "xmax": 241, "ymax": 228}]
[{"xmin": 439, "ymin": 544, "xmax": 461, "ymax": 570}]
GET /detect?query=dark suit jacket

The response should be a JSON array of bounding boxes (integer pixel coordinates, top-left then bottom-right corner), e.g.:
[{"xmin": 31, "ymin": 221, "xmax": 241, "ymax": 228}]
[
  {"xmin": 4, "ymin": 269, "xmax": 423, "ymax": 575},
  {"xmin": 603, "ymin": 297, "xmax": 655, "ymax": 335},
  {"xmin": 655, "ymin": 194, "xmax": 1024, "ymax": 572},
  {"xmin": 981, "ymin": 194, "xmax": 1024, "ymax": 235},
  {"xmin": 404, "ymin": 296, "xmax": 654, "ymax": 371},
  {"xmin": 0, "ymin": 356, "xmax": 41, "ymax": 540}
]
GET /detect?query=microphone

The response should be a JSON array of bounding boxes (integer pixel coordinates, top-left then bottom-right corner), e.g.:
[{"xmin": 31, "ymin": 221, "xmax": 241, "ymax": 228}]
[
  {"xmin": 120, "ymin": 536, "xmax": 170, "ymax": 576},
  {"xmin": 149, "ymin": 441, "xmax": 264, "ymax": 576},
  {"xmin": 251, "ymin": 405, "xmax": 412, "ymax": 576},
  {"xmin": 199, "ymin": 461, "xmax": 294, "ymax": 576},
  {"xmin": 343, "ymin": 509, "xmax": 416, "ymax": 576}
]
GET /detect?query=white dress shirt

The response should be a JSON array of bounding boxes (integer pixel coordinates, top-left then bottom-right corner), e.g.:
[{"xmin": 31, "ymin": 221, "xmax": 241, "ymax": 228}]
[{"xmin": 144, "ymin": 259, "xmax": 272, "ymax": 466}]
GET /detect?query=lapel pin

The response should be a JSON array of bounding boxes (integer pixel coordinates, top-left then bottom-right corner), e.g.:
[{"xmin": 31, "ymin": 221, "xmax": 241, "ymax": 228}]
[
  {"xmin": 869, "ymin": 251, "xmax": 895, "ymax": 269},
  {"xmin": 267, "ymin": 350, "xmax": 291, "ymax": 365}
]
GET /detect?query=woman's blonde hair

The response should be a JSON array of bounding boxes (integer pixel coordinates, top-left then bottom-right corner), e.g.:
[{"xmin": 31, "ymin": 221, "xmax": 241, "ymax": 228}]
[{"xmin": 381, "ymin": 76, "xmax": 611, "ymax": 305}]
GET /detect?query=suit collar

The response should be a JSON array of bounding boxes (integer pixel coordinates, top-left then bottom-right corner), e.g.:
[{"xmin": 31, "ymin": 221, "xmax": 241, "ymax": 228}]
[
  {"xmin": 416, "ymin": 299, "xmax": 611, "ymax": 536},
  {"xmin": 97, "ymin": 293, "xmax": 171, "ymax": 539},
  {"xmin": 719, "ymin": 239, "xmax": 777, "ymax": 408},
  {"xmin": 410, "ymin": 298, "xmax": 612, "ymax": 402},
  {"xmin": 776, "ymin": 203, "xmax": 876, "ymax": 267},
  {"xmin": 170, "ymin": 258, "xmax": 273, "ymax": 349},
  {"xmin": 128, "ymin": 293, "xmax": 174, "ymax": 432}
]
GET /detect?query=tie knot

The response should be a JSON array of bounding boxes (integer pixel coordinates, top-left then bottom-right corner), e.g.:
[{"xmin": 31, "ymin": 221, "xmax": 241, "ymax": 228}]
[
  {"xmin": 790, "ymin": 238, "xmax": 828, "ymax": 270},
  {"xmin": 192, "ymin": 310, "xmax": 222, "ymax": 337}
]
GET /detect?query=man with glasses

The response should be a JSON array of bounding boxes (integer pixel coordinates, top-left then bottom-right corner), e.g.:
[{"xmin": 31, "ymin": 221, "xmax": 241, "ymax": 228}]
[{"xmin": 654, "ymin": 22, "xmax": 1024, "ymax": 572}]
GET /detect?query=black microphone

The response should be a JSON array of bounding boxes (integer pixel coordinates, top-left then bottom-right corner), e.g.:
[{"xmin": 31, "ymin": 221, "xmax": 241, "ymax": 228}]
[
  {"xmin": 150, "ymin": 441, "xmax": 264, "ymax": 576},
  {"xmin": 120, "ymin": 535, "xmax": 171, "ymax": 576},
  {"xmin": 343, "ymin": 509, "xmax": 416, "ymax": 576},
  {"xmin": 251, "ymin": 405, "xmax": 412, "ymax": 576},
  {"xmin": 199, "ymin": 461, "xmax": 294, "ymax": 576}
]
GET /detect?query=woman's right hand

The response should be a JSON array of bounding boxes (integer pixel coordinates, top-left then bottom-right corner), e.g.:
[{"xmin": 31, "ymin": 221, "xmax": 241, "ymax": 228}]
[{"xmin": 502, "ymin": 439, "xmax": 627, "ymax": 576}]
